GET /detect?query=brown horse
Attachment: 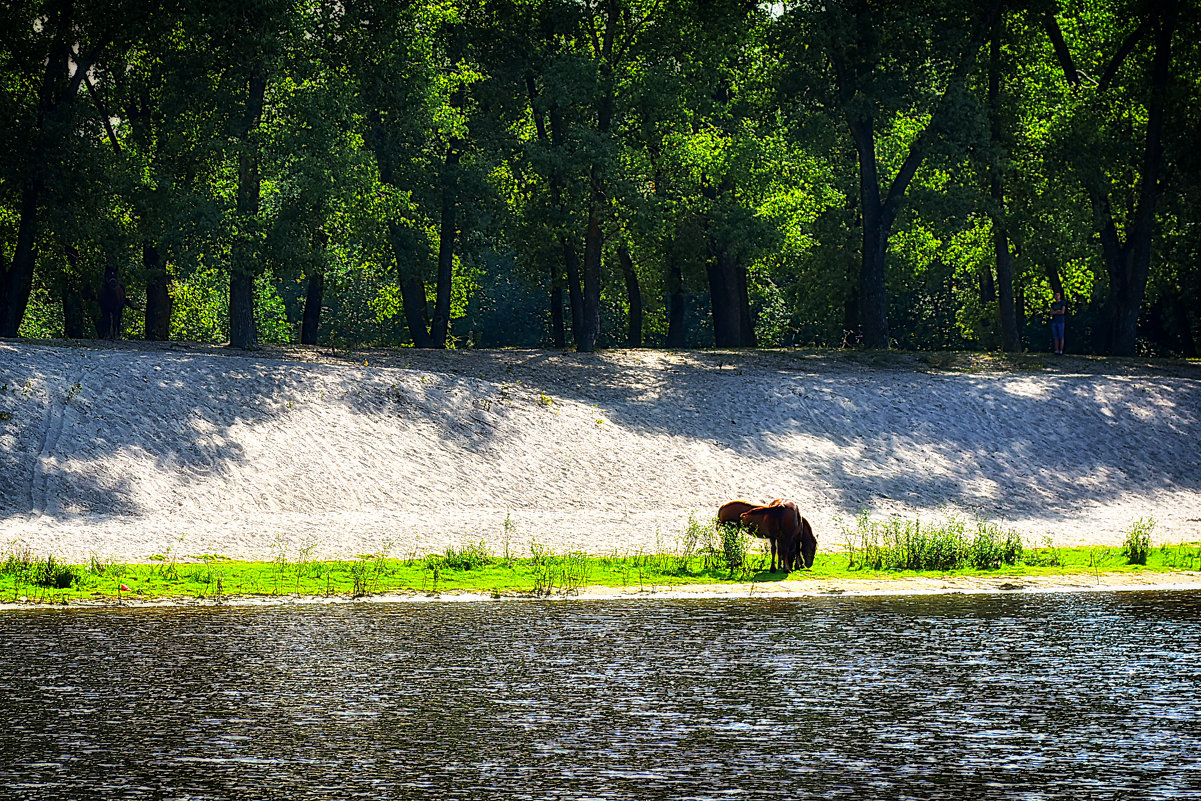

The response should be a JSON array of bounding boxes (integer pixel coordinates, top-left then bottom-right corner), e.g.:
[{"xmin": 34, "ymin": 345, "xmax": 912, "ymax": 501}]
[
  {"xmin": 767, "ymin": 499, "xmax": 818, "ymax": 570},
  {"xmin": 725, "ymin": 498, "xmax": 818, "ymax": 572},
  {"xmin": 719, "ymin": 499, "xmax": 781, "ymax": 570},
  {"xmin": 797, "ymin": 515, "xmax": 817, "ymax": 569},
  {"xmin": 741, "ymin": 502, "xmax": 802, "ymax": 572}
]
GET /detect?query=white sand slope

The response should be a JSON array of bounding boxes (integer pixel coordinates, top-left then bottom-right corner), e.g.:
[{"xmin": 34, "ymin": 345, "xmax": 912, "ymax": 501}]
[{"xmin": 1, "ymin": 341, "xmax": 1198, "ymax": 564}]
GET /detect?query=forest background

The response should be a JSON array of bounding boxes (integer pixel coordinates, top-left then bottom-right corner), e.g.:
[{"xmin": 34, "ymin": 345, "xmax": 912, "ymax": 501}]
[{"xmin": 2, "ymin": 0, "xmax": 1198, "ymax": 357}]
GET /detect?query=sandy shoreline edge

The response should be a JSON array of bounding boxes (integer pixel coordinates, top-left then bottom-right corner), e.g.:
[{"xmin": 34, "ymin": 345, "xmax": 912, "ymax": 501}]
[{"xmin": 5, "ymin": 570, "xmax": 1200, "ymax": 612}]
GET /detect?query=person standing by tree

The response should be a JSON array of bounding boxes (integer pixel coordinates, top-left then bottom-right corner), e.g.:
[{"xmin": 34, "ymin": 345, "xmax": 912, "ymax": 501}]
[{"xmin": 1050, "ymin": 290, "xmax": 1066, "ymax": 354}]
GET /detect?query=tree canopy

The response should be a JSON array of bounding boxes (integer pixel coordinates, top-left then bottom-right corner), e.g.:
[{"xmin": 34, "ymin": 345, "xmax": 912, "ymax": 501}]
[{"xmin": 2, "ymin": 0, "xmax": 1197, "ymax": 356}]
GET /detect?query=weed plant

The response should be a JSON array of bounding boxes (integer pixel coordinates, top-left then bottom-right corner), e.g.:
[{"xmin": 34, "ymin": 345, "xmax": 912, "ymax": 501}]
[
  {"xmin": 1122, "ymin": 517, "xmax": 1155, "ymax": 565},
  {"xmin": 843, "ymin": 512, "xmax": 1022, "ymax": 572},
  {"xmin": 444, "ymin": 541, "xmax": 495, "ymax": 571}
]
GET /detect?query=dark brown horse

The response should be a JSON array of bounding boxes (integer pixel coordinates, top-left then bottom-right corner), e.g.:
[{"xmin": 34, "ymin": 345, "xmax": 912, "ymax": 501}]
[
  {"xmin": 723, "ymin": 498, "xmax": 818, "ymax": 572},
  {"xmin": 797, "ymin": 515, "xmax": 817, "ymax": 569},
  {"xmin": 767, "ymin": 499, "xmax": 817, "ymax": 570},
  {"xmin": 740, "ymin": 503, "xmax": 800, "ymax": 572},
  {"xmin": 98, "ymin": 268, "xmax": 137, "ymax": 340},
  {"xmin": 718, "ymin": 499, "xmax": 780, "ymax": 570}
]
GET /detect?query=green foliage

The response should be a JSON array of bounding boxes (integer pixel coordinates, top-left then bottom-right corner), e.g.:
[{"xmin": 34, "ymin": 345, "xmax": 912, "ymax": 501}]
[
  {"xmin": 842, "ymin": 512, "xmax": 1022, "ymax": 572},
  {"xmin": 712, "ymin": 520, "xmax": 753, "ymax": 576},
  {"xmin": 6, "ymin": 528, "xmax": 1201, "ymax": 605},
  {"xmin": 444, "ymin": 540, "xmax": 495, "ymax": 571},
  {"xmin": 1, "ymin": 551, "xmax": 79, "ymax": 590},
  {"xmin": 2, "ymin": 0, "xmax": 1198, "ymax": 356},
  {"xmin": 1122, "ymin": 517, "xmax": 1155, "ymax": 566}
]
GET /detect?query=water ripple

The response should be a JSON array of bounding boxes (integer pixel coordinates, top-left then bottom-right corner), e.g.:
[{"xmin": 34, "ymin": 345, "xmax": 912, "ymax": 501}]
[{"xmin": 0, "ymin": 592, "xmax": 1199, "ymax": 799}]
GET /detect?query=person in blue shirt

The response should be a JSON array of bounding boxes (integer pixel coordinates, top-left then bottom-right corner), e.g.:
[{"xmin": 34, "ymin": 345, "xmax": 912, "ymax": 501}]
[{"xmin": 1050, "ymin": 291, "xmax": 1066, "ymax": 354}]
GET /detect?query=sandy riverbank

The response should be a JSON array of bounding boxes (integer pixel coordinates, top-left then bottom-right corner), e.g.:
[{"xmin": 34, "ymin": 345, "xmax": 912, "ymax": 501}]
[{"xmin": 1, "ymin": 340, "xmax": 1198, "ymax": 566}]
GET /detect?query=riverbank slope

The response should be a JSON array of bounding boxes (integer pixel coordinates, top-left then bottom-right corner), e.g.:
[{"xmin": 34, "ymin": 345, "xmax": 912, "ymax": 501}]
[{"xmin": 1, "ymin": 340, "xmax": 1198, "ymax": 565}]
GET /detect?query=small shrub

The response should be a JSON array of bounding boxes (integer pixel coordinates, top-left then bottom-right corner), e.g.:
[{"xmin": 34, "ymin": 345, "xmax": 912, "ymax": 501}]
[
  {"xmin": 2, "ymin": 547, "xmax": 35, "ymax": 577},
  {"xmin": 842, "ymin": 513, "xmax": 1022, "ymax": 572},
  {"xmin": 714, "ymin": 522, "xmax": 751, "ymax": 575},
  {"xmin": 30, "ymin": 556, "xmax": 78, "ymax": 589},
  {"xmin": 348, "ymin": 558, "xmax": 375, "ymax": 596},
  {"xmin": 969, "ymin": 522, "xmax": 1021, "ymax": 570},
  {"xmin": 1122, "ymin": 517, "xmax": 1155, "ymax": 566},
  {"xmin": 675, "ymin": 513, "xmax": 706, "ymax": 574},
  {"xmin": 444, "ymin": 540, "xmax": 494, "ymax": 571}
]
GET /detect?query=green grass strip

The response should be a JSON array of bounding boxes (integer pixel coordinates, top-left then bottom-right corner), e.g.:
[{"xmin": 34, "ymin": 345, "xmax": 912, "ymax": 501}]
[{"xmin": 3, "ymin": 540, "xmax": 1199, "ymax": 606}]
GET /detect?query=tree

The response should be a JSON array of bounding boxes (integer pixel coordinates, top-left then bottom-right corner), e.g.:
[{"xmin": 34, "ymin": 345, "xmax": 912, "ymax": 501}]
[
  {"xmin": 0, "ymin": 0, "xmax": 113, "ymax": 336},
  {"xmin": 1043, "ymin": 0, "xmax": 1180, "ymax": 356},
  {"xmin": 781, "ymin": 0, "xmax": 1001, "ymax": 349}
]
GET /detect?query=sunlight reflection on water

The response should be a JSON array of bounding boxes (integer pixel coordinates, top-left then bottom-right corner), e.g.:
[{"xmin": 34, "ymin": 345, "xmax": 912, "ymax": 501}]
[{"xmin": 1, "ymin": 592, "xmax": 1199, "ymax": 799}]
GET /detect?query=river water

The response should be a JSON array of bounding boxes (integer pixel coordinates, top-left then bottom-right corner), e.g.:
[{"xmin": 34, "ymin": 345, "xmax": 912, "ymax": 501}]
[{"xmin": 1, "ymin": 591, "xmax": 1199, "ymax": 799}]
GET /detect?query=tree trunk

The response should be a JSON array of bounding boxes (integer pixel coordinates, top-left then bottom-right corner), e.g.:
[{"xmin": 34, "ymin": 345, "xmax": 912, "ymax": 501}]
[
  {"xmin": 665, "ymin": 253, "xmax": 685, "ymax": 348},
  {"xmin": 2, "ymin": 0, "xmax": 80, "ymax": 337},
  {"xmin": 429, "ymin": 143, "xmax": 461, "ymax": 349},
  {"xmin": 229, "ymin": 67, "xmax": 268, "ymax": 350},
  {"xmin": 301, "ymin": 269, "xmax": 324, "ymax": 345},
  {"xmin": 579, "ymin": 202, "xmax": 603, "ymax": 352},
  {"xmin": 576, "ymin": 13, "xmax": 617, "ymax": 354},
  {"xmin": 859, "ymin": 195, "xmax": 890, "ymax": 348},
  {"xmin": 563, "ymin": 239, "xmax": 584, "ymax": 346},
  {"xmin": 736, "ymin": 255, "xmax": 756, "ymax": 347},
  {"xmin": 707, "ymin": 244, "xmax": 741, "ymax": 347},
  {"xmin": 979, "ymin": 262, "xmax": 996, "ymax": 305},
  {"xmin": 3, "ymin": 186, "xmax": 43, "ymax": 337},
  {"xmin": 993, "ymin": 223, "xmax": 1019, "ymax": 351},
  {"xmin": 143, "ymin": 243, "xmax": 172, "ymax": 340},
  {"xmin": 550, "ymin": 273, "xmax": 566, "ymax": 348},
  {"xmin": 61, "ymin": 246, "xmax": 88, "ymax": 339},
  {"xmin": 618, "ymin": 243, "xmax": 642, "ymax": 347},
  {"xmin": 846, "ymin": 112, "xmax": 891, "ymax": 350},
  {"xmin": 1043, "ymin": 6, "xmax": 1175, "ymax": 356},
  {"xmin": 834, "ymin": 2, "xmax": 1000, "ymax": 351},
  {"xmin": 1101, "ymin": 5, "xmax": 1174, "ymax": 356},
  {"xmin": 387, "ymin": 223, "xmax": 435, "ymax": 348}
]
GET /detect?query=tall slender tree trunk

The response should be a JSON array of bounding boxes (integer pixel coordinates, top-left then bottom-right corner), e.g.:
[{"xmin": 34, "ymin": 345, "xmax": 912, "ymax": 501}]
[
  {"xmin": 834, "ymin": 1, "xmax": 1000, "ymax": 350},
  {"xmin": 580, "ymin": 203, "xmax": 604, "ymax": 352},
  {"xmin": 528, "ymin": 75, "xmax": 579, "ymax": 349},
  {"xmin": 3, "ymin": 186, "xmax": 43, "ymax": 337},
  {"xmin": 563, "ymin": 240, "xmax": 584, "ymax": 346},
  {"xmin": 387, "ymin": 222, "xmax": 435, "ymax": 348},
  {"xmin": 301, "ymin": 269, "xmax": 324, "ymax": 345},
  {"xmin": 617, "ymin": 243, "xmax": 642, "ymax": 347},
  {"xmin": 844, "ymin": 110, "xmax": 891, "ymax": 349},
  {"xmin": 2, "ymin": 0, "xmax": 84, "ymax": 337},
  {"xmin": 550, "ymin": 272, "xmax": 566, "ymax": 348},
  {"xmin": 61, "ymin": 246, "xmax": 88, "ymax": 338},
  {"xmin": 855, "ymin": 142, "xmax": 890, "ymax": 350},
  {"xmin": 707, "ymin": 242, "xmax": 745, "ymax": 347},
  {"xmin": 1100, "ymin": 4, "xmax": 1174, "ymax": 356},
  {"xmin": 736, "ymin": 254, "xmax": 755, "ymax": 347},
  {"xmin": 1044, "ymin": 5, "xmax": 1175, "ymax": 356},
  {"xmin": 143, "ymin": 243, "xmax": 172, "ymax": 340},
  {"xmin": 229, "ymin": 67, "xmax": 268, "ymax": 350},
  {"xmin": 577, "ymin": 9, "xmax": 618, "ymax": 353},
  {"xmin": 429, "ymin": 143, "xmax": 461, "ymax": 349},
  {"xmin": 665, "ymin": 252, "xmax": 685, "ymax": 348}
]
